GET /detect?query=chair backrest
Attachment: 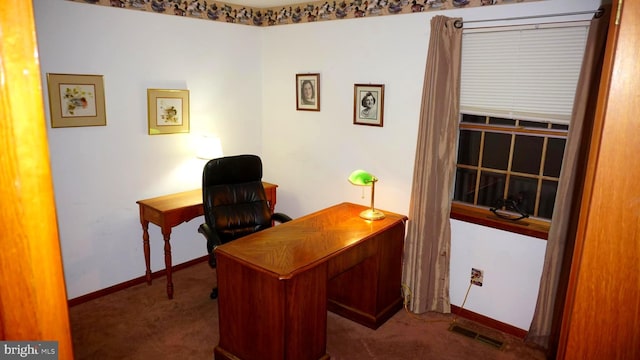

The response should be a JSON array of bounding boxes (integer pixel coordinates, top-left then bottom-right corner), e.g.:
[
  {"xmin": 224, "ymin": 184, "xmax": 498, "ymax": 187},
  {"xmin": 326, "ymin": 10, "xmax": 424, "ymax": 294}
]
[{"xmin": 202, "ymin": 154, "xmax": 272, "ymax": 245}]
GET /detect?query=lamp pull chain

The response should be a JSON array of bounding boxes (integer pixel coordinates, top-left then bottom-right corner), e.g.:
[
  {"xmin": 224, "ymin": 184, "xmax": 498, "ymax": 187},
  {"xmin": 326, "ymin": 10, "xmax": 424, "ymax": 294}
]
[{"xmin": 361, "ymin": 187, "xmax": 365, "ymax": 199}]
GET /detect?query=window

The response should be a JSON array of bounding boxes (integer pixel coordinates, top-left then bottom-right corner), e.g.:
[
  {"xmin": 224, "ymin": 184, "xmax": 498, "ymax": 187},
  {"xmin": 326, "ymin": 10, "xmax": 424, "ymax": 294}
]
[
  {"xmin": 451, "ymin": 23, "xmax": 589, "ymax": 238},
  {"xmin": 452, "ymin": 114, "xmax": 568, "ymax": 237}
]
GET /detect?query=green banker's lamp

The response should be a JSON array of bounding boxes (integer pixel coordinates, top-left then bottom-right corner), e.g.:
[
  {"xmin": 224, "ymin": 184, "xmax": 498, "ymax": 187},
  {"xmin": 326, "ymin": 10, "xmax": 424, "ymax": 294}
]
[{"xmin": 348, "ymin": 169, "xmax": 385, "ymax": 221}]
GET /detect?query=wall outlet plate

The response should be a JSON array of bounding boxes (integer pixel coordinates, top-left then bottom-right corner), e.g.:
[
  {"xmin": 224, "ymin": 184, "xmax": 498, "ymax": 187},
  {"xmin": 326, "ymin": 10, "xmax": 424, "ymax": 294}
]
[{"xmin": 471, "ymin": 268, "xmax": 484, "ymax": 286}]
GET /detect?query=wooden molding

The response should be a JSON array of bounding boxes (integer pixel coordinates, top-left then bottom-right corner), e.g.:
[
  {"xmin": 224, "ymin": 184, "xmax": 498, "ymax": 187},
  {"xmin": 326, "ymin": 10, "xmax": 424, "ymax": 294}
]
[
  {"xmin": 451, "ymin": 203, "xmax": 549, "ymax": 240},
  {"xmin": 68, "ymin": 256, "xmax": 208, "ymax": 307},
  {"xmin": 0, "ymin": 1, "xmax": 73, "ymax": 357},
  {"xmin": 451, "ymin": 305, "xmax": 528, "ymax": 339}
]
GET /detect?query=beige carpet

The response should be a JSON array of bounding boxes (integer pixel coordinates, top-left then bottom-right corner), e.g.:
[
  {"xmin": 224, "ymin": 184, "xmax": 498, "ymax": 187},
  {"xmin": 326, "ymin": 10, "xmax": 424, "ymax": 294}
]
[{"xmin": 69, "ymin": 261, "xmax": 546, "ymax": 359}]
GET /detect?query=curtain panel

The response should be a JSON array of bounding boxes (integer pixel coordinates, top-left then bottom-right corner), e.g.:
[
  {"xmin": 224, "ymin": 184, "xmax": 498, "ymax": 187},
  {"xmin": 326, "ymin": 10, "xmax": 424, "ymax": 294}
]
[
  {"xmin": 402, "ymin": 15, "xmax": 462, "ymax": 314},
  {"xmin": 527, "ymin": 6, "xmax": 610, "ymax": 349}
]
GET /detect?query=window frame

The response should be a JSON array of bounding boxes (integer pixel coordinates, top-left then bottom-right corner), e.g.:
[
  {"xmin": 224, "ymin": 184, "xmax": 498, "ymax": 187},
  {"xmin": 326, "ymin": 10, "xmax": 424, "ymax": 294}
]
[{"xmin": 450, "ymin": 115, "xmax": 569, "ymax": 240}]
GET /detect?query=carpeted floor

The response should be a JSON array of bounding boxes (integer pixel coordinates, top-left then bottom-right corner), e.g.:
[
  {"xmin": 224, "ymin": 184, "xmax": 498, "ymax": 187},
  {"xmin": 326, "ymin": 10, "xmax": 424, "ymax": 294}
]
[{"xmin": 68, "ymin": 261, "xmax": 546, "ymax": 359}]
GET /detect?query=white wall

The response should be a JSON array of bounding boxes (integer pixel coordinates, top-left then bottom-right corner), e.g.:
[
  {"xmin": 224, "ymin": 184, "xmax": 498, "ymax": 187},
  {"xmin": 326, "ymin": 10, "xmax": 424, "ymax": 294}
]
[
  {"xmin": 34, "ymin": 0, "xmax": 263, "ymax": 298},
  {"xmin": 34, "ymin": 0, "xmax": 603, "ymax": 330},
  {"xmin": 260, "ymin": 0, "xmax": 603, "ymax": 330}
]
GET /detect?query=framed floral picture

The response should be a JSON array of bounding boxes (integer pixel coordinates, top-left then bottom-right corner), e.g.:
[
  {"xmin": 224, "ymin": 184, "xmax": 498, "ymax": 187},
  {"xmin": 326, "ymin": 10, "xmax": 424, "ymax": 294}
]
[
  {"xmin": 353, "ymin": 84, "xmax": 384, "ymax": 127},
  {"xmin": 147, "ymin": 89, "xmax": 190, "ymax": 135},
  {"xmin": 296, "ymin": 73, "xmax": 320, "ymax": 111},
  {"xmin": 46, "ymin": 73, "xmax": 106, "ymax": 128}
]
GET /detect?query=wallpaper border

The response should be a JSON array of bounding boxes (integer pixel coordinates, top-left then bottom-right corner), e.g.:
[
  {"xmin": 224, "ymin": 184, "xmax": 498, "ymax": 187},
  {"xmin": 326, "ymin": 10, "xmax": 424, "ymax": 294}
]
[{"xmin": 68, "ymin": 1, "xmax": 544, "ymax": 27}]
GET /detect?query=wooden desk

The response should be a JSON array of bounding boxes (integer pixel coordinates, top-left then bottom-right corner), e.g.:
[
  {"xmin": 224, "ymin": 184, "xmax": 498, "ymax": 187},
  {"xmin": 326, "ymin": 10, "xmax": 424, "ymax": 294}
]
[
  {"xmin": 214, "ymin": 202, "xmax": 407, "ymax": 360},
  {"xmin": 136, "ymin": 182, "xmax": 277, "ymax": 299}
]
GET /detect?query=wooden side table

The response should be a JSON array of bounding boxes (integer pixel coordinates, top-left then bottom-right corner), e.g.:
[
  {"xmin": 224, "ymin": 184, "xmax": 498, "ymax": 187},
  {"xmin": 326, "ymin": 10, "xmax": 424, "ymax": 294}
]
[{"xmin": 136, "ymin": 182, "xmax": 277, "ymax": 299}]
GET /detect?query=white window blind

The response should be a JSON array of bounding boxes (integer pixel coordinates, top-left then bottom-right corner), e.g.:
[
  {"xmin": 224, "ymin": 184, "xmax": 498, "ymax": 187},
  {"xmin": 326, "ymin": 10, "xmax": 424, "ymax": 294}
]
[{"xmin": 460, "ymin": 23, "xmax": 589, "ymax": 124}]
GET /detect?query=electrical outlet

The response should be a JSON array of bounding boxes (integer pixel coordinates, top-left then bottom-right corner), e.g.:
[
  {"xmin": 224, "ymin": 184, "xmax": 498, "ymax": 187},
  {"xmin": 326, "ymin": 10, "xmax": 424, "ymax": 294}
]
[
  {"xmin": 471, "ymin": 268, "xmax": 484, "ymax": 286},
  {"xmin": 401, "ymin": 284, "xmax": 412, "ymax": 307}
]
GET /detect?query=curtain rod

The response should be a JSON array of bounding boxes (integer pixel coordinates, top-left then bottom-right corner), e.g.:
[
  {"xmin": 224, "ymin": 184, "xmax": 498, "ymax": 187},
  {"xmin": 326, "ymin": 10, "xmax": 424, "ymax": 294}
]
[{"xmin": 454, "ymin": 8, "xmax": 605, "ymax": 29}]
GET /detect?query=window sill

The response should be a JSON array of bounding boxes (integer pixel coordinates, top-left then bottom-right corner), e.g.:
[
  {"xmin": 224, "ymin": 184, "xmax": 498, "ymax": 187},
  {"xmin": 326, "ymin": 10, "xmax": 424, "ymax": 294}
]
[{"xmin": 450, "ymin": 202, "xmax": 549, "ymax": 240}]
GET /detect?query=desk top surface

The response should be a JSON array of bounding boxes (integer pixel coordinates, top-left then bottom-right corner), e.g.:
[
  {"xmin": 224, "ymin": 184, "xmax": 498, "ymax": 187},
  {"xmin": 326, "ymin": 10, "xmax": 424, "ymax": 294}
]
[
  {"xmin": 136, "ymin": 182, "xmax": 277, "ymax": 212},
  {"xmin": 215, "ymin": 202, "xmax": 407, "ymax": 278},
  {"xmin": 136, "ymin": 189, "xmax": 202, "ymax": 211}
]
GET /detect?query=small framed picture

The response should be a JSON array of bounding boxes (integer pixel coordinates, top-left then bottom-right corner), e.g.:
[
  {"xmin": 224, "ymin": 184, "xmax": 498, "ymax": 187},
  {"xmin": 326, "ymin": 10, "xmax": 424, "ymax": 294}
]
[
  {"xmin": 296, "ymin": 73, "xmax": 320, "ymax": 111},
  {"xmin": 353, "ymin": 84, "xmax": 384, "ymax": 127},
  {"xmin": 46, "ymin": 73, "xmax": 106, "ymax": 128},
  {"xmin": 147, "ymin": 89, "xmax": 190, "ymax": 135}
]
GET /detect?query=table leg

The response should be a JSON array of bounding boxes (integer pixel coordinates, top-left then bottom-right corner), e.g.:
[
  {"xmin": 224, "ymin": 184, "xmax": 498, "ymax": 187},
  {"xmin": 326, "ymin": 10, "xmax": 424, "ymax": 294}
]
[
  {"xmin": 162, "ymin": 227, "xmax": 174, "ymax": 299},
  {"xmin": 141, "ymin": 220, "xmax": 152, "ymax": 285}
]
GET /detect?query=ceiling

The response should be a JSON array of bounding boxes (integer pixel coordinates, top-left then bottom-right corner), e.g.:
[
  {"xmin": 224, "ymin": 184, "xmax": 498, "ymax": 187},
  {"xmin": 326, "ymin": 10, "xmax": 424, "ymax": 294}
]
[{"xmin": 222, "ymin": 0, "xmax": 308, "ymax": 8}]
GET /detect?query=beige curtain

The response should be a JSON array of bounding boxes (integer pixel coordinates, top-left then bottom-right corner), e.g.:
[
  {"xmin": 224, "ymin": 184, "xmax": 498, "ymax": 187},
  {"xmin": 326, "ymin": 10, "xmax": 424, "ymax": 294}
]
[
  {"xmin": 402, "ymin": 15, "xmax": 462, "ymax": 314},
  {"xmin": 527, "ymin": 7, "xmax": 610, "ymax": 349}
]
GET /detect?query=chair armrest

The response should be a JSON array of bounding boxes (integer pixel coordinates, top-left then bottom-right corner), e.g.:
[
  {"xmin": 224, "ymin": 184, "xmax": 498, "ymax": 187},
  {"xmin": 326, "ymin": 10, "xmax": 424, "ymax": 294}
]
[
  {"xmin": 198, "ymin": 223, "xmax": 222, "ymax": 268},
  {"xmin": 272, "ymin": 212, "xmax": 292, "ymax": 224}
]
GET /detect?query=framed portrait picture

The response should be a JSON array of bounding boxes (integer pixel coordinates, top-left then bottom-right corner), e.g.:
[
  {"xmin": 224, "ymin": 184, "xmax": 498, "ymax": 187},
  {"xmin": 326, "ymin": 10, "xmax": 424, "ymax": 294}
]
[
  {"xmin": 353, "ymin": 84, "xmax": 384, "ymax": 127},
  {"xmin": 147, "ymin": 89, "xmax": 190, "ymax": 135},
  {"xmin": 296, "ymin": 73, "xmax": 320, "ymax": 111},
  {"xmin": 46, "ymin": 73, "xmax": 106, "ymax": 128}
]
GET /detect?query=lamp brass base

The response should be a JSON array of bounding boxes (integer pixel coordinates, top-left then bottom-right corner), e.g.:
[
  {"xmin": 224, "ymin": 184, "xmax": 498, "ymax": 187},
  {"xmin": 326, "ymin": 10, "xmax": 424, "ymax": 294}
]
[{"xmin": 360, "ymin": 208, "xmax": 385, "ymax": 221}]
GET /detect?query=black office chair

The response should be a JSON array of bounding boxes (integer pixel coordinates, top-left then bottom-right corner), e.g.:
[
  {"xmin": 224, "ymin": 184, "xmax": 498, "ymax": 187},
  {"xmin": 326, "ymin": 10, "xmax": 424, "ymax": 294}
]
[{"xmin": 198, "ymin": 154, "xmax": 292, "ymax": 299}]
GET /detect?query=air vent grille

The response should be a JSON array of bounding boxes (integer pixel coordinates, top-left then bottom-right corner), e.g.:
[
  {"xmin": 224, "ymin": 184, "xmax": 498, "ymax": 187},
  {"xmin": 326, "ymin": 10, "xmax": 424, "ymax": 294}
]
[{"xmin": 449, "ymin": 324, "xmax": 505, "ymax": 350}]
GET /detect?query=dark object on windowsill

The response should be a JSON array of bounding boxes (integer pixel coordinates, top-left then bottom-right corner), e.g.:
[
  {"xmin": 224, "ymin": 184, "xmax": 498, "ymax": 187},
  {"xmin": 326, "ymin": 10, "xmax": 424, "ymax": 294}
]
[{"xmin": 490, "ymin": 197, "xmax": 530, "ymax": 221}]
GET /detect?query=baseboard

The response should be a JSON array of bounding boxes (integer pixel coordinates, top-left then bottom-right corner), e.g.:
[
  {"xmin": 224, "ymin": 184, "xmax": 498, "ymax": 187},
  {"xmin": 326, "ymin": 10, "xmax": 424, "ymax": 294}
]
[
  {"xmin": 68, "ymin": 259, "xmax": 527, "ymax": 340},
  {"xmin": 67, "ymin": 255, "xmax": 208, "ymax": 307},
  {"xmin": 450, "ymin": 305, "xmax": 528, "ymax": 339}
]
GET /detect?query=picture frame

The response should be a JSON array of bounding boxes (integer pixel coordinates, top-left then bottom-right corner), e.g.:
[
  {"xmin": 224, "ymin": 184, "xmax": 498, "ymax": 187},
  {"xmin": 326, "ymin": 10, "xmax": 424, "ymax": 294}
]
[
  {"xmin": 353, "ymin": 84, "xmax": 384, "ymax": 127},
  {"xmin": 147, "ymin": 89, "xmax": 190, "ymax": 135},
  {"xmin": 46, "ymin": 73, "xmax": 106, "ymax": 128},
  {"xmin": 296, "ymin": 73, "xmax": 320, "ymax": 111}
]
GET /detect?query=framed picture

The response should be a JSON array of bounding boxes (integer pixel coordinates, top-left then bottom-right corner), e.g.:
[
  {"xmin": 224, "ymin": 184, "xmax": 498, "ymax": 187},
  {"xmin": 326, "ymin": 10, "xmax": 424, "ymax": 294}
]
[
  {"xmin": 353, "ymin": 84, "xmax": 384, "ymax": 127},
  {"xmin": 46, "ymin": 73, "xmax": 106, "ymax": 128},
  {"xmin": 147, "ymin": 89, "xmax": 190, "ymax": 135},
  {"xmin": 296, "ymin": 73, "xmax": 320, "ymax": 111}
]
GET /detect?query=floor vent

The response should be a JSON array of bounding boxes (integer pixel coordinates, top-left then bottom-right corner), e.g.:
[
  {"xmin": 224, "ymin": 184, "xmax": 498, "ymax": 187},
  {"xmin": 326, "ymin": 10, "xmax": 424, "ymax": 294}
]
[{"xmin": 449, "ymin": 324, "xmax": 504, "ymax": 350}]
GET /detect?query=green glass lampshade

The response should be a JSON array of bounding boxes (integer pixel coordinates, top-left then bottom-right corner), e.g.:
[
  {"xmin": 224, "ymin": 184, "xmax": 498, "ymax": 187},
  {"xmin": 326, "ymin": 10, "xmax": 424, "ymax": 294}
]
[
  {"xmin": 348, "ymin": 170, "xmax": 385, "ymax": 220},
  {"xmin": 348, "ymin": 169, "xmax": 376, "ymax": 186}
]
